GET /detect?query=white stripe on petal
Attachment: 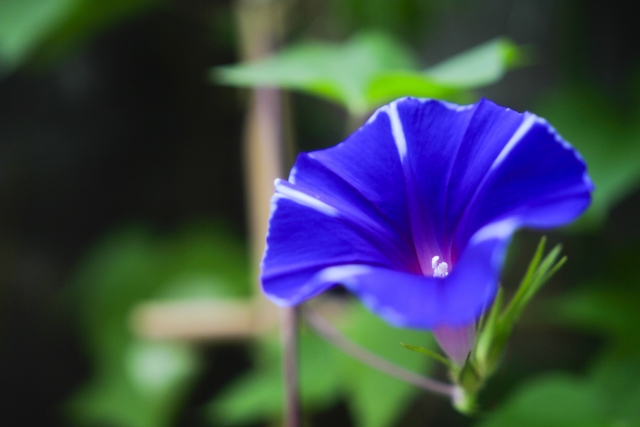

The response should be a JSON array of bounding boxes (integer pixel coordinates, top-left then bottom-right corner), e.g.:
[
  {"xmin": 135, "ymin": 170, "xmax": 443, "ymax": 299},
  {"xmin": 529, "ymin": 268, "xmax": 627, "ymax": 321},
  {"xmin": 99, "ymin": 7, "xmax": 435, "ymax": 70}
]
[
  {"xmin": 490, "ymin": 113, "xmax": 537, "ymax": 171},
  {"xmin": 471, "ymin": 218, "xmax": 518, "ymax": 244},
  {"xmin": 366, "ymin": 106, "xmax": 385, "ymax": 124},
  {"xmin": 288, "ymin": 165, "xmax": 298, "ymax": 184},
  {"xmin": 386, "ymin": 102, "xmax": 408, "ymax": 161},
  {"xmin": 275, "ymin": 181, "xmax": 339, "ymax": 217},
  {"xmin": 317, "ymin": 265, "xmax": 371, "ymax": 282}
]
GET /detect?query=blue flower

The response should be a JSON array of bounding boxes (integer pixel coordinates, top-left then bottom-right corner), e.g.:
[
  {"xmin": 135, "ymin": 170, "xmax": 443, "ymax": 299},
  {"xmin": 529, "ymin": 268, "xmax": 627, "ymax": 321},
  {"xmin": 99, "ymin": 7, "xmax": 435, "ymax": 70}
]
[{"xmin": 260, "ymin": 97, "xmax": 593, "ymax": 359}]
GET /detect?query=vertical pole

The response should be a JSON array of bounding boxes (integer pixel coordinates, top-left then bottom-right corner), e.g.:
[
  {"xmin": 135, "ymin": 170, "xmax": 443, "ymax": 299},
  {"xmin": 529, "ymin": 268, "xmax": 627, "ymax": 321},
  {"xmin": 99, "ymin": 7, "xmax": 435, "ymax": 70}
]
[
  {"xmin": 281, "ymin": 306, "xmax": 299, "ymax": 427},
  {"xmin": 234, "ymin": 1, "xmax": 299, "ymax": 426}
]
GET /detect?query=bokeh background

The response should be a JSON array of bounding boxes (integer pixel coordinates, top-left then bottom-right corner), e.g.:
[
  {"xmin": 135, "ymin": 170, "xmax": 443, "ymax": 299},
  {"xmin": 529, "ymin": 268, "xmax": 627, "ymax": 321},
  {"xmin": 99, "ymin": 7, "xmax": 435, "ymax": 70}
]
[{"xmin": 1, "ymin": 0, "xmax": 640, "ymax": 426}]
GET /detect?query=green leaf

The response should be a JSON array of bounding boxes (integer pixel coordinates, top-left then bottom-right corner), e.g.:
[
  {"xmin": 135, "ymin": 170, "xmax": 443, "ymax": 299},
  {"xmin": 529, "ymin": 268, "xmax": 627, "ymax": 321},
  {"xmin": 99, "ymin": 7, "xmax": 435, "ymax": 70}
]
[
  {"xmin": 0, "ymin": 0, "xmax": 76, "ymax": 72},
  {"xmin": 535, "ymin": 86, "xmax": 640, "ymax": 228},
  {"xmin": 209, "ymin": 302, "xmax": 435, "ymax": 427},
  {"xmin": 368, "ymin": 38, "xmax": 525, "ymax": 108},
  {"xmin": 215, "ymin": 31, "xmax": 416, "ymax": 115},
  {"xmin": 477, "ymin": 355, "xmax": 640, "ymax": 427},
  {"xmin": 423, "ymin": 38, "xmax": 524, "ymax": 87},
  {"xmin": 589, "ymin": 355, "xmax": 640, "ymax": 421},
  {"xmin": 214, "ymin": 33, "xmax": 523, "ymax": 115},
  {"xmin": 365, "ymin": 70, "xmax": 468, "ymax": 108},
  {"xmin": 0, "ymin": 0, "xmax": 164, "ymax": 74},
  {"xmin": 556, "ymin": 284, "xmax": 640, "ymax": 352},
  {"xmin": 477, "ymin": 376, "xmax": 606, "ymax": 427}
]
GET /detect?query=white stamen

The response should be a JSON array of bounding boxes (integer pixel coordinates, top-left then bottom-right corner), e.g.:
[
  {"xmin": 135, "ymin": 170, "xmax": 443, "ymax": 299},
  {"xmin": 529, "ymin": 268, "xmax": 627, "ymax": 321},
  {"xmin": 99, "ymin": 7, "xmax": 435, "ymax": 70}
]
[{"xmin": 431, "ymin": 256, "xmax": 449, "ymax": 278}]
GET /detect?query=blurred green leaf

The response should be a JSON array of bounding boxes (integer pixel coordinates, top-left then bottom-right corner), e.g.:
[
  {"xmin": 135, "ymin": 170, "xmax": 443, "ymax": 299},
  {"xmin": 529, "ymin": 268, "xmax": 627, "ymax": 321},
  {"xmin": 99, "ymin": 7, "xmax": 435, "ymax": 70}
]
[
  {"xmin": 478, "ymin": 354, "xmax": 640, "ymax": 427},
  {"xmin": 423, "ymin": 38, "xmax": 523, "ymax": 87},
  {"xmin": 536, "ymin": 86, "xmax": 640, "ymax": 228},
  {"xmin": 214, "ymin": 33, "xmax": 523, "ymax": 116},
  {"xmin": 589, "ymin": 355, "xmax": 640, "ymax": 422},
  {"xmin": 368, "ymin": 38, "xmax": 524, "ymax": 107},
  {"xmin": 209, "ymin": 302, "xmax": 434, "ymax": 427},
  {"xmin": 364, "ymin": 70, "xmax": 465, "ymax": 110},
  {"xmin": 215, "ymin": 32, "xmax": 416, "ymax": 115},
  {"xmin": 211, "ymin": 334, "xmax": 344, "ymax": 425},
  {"xmin": 477, "ymin": 375, "xmax": 605, "ymax": 427},
  {"xmin": 557, "ymin": 285, "xmax": 640, "ymax": 345},
  {"xmin": 0, "ymin": 0, "xmax": 75, "ymax": 72},
  {"xmin": 34, "ymin": 0, "xmax": 164, "ymax": 66},
  {"xmin": 0, "ymin": 0, "xmax": 164, "ymax": 74},
  {"xmin": 68, "ymin": 222, "xmax": 250, "ymax": 427}
]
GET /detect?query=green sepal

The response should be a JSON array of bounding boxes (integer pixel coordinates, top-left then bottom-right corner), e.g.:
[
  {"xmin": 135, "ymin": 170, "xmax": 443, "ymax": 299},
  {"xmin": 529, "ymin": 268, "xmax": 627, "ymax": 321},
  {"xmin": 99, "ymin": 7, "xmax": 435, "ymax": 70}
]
[
  {"xmin": 453, "ymin": 355, "xmax": 483, "ymax": 415},
  {"xmin": 480, "ymin": 237, "xmax": 566, "ymax": 373},
  {"xmin": 501, "ymin": 239, "xmax": 565, "ymax": 334},
  {"xmin": 474, "ymin": 287, "xmax": 504, "ymax": 376},
  {"xmin": 458, "ymin": 353, "xmax": 482, "ymax": 394},
  {"xmin": 400, "ymin": 343, "xmax": 454, "ymax": 370}
]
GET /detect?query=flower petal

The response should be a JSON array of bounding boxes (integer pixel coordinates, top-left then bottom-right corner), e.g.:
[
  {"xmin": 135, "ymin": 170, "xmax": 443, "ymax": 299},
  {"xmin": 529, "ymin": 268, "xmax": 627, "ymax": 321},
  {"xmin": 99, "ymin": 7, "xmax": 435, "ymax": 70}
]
[
  {"xmin": 340, "ymin": 220, "xmax": 513, "ymax": 328},
  {"xmin": 309, "ymin": 107, "xmax": 415, "ymax": 251},
  {"xmin": 451, "ymin": 113, "xmax": 593, "ymax": 256},
  {"xmin": 261, "ymin": 175, "xmax": 419, "ymax": 305},
  {"xmin": 288, "ymin": 154, "xmax": 417, "ymax": 268},
  {"xmin": 266, "ymin": 217, "xmax": 511, "ymax": 327},
  {"xmin": 392, "ymin": 98, "xmax": 479, "ymax": 268}
]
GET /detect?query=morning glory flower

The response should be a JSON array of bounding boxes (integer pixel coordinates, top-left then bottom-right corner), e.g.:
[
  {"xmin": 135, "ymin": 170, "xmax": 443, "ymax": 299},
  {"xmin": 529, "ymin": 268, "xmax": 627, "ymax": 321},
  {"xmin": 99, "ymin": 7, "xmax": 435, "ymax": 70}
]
[{"xmin": 261, "ymin": 97, "xmax": 593, "ymax": 363}]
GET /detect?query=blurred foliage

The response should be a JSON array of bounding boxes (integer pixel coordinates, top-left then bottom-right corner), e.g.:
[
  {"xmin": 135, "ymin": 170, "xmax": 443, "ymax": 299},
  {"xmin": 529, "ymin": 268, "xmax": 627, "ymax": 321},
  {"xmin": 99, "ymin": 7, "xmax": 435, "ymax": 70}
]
[
  {"xmin": 209, "ymin": 302, "xmax": 435, "ymax": 427},
  {"xmin": 214, "ymin": 32, "xmax": 524, "ymax": 116},
  {"xmin": 68, "ymin": 222, "xmax": 251, "ymax": 427},
  {"xmin": 536, "ymin": 86, "xmax": 640, "ymax": 229},
  {"xmin": 477, "ymin": 243, "xmax": 640, "ymax": 427},
  {"xmin": 0, "ymin": 0, "xmax": 75, "ymax": 72},
  {"xmin": 0, "ymin": 0, "xmax": 164, "ymax": 75}
]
